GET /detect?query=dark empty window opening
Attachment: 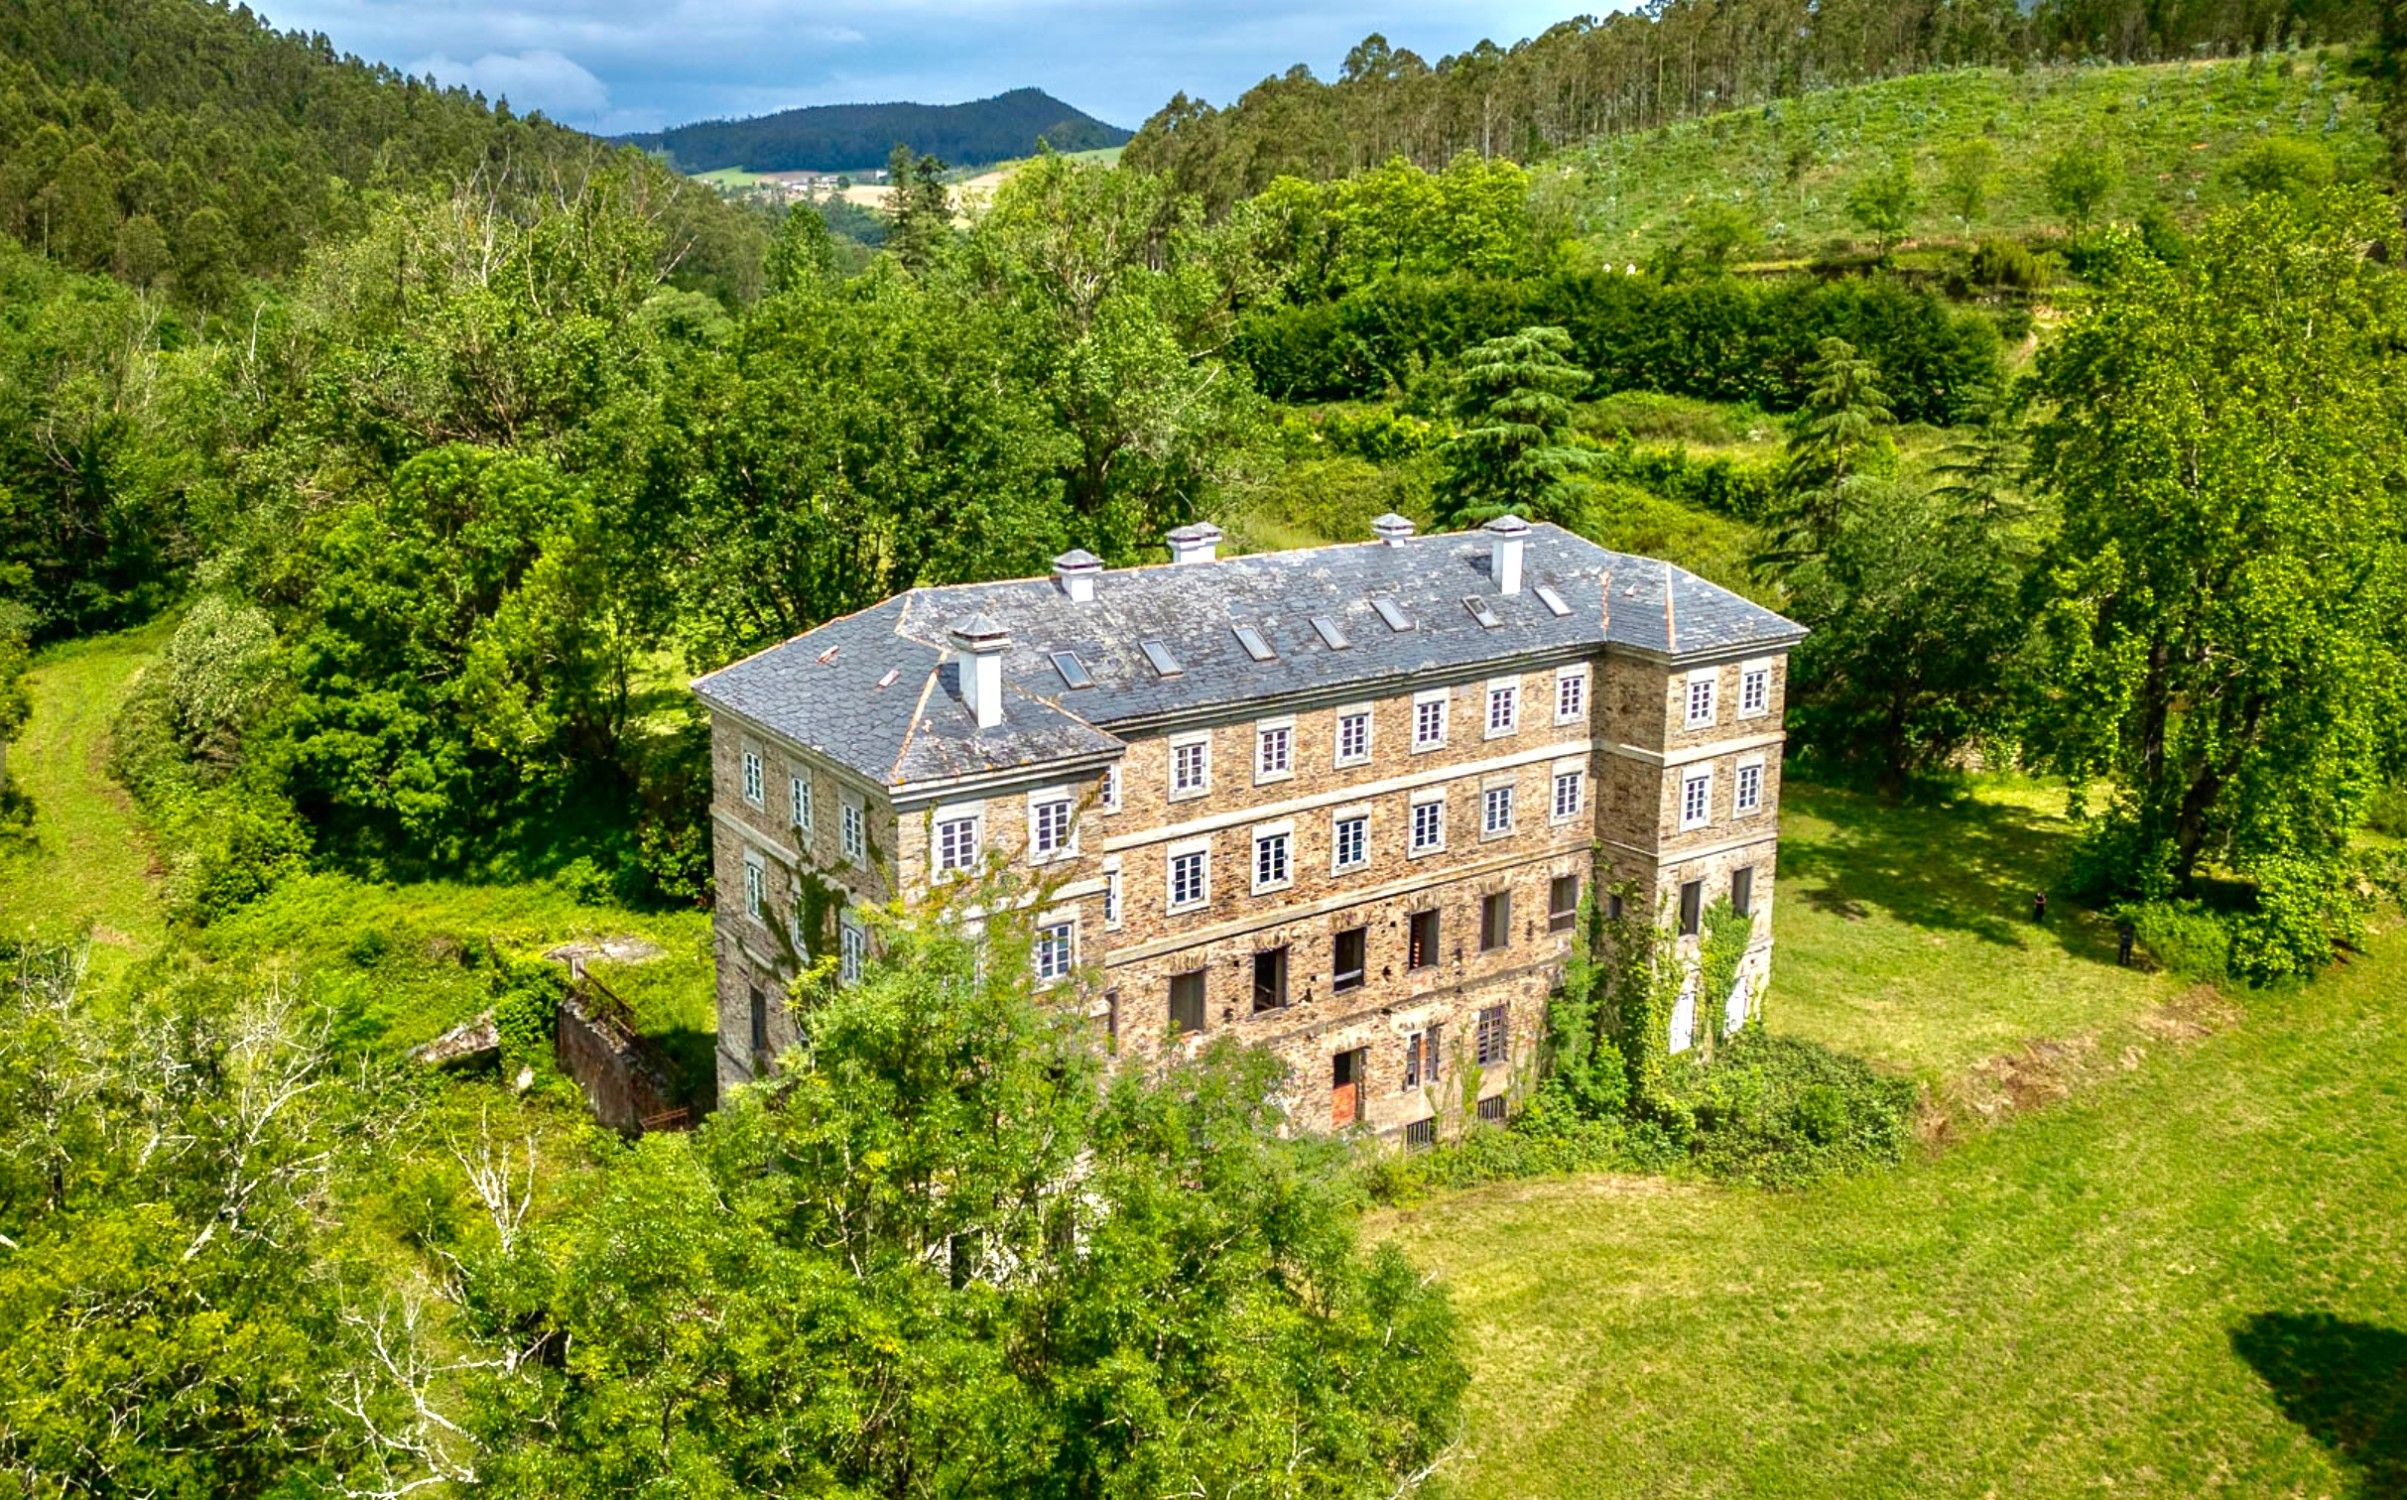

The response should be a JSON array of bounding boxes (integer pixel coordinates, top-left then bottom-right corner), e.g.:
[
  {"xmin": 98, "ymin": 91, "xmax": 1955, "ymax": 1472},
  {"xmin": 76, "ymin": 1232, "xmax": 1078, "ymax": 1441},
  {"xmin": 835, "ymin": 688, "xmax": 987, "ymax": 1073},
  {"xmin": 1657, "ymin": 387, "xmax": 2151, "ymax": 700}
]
[
  {"xmin": 748, "ymin": 985, "xmax": 769, "ymax": 1052},
  {"xmin": 1607, "ymin": 891, "xmax": 1625, "ymax": 923},
  {"xmin": 1333, "ymin": 926, "xmax": 1367, "ymax": 993},
  {"xmin": 1404, "ymin": 1117, "xmax": 1438, "ymax": 1150},
  {"xmin": 1170, "ymin": 970, "xmax": 1206, "ymax": 1035},
  {"xmin": 1253, "ymin": 945, "xmax": 1290, "ymax": 1014},
  {"xmin": 1549, "ymin": 875, "xmax": 1581, "ymax": 932},
  {"xmin": 1732, "ymin": 866, "xmax": 1755, "ymax": 918},
  {"xmin": 1477, "ymin": 1094, "xmax": 1508, "ymax": 1123},
  {"xmin": 1233, "ymin": 624, "xmax": 1276, "ymax": 662},
  {"xmin": 1480, "ymin": 891, "xmax": 1512, "ymax": 952},
  {"xmin": 1104, "ymin": 989, "xmax": 1120, "ymax": 1053},
  {"xmin": 1475, "ymin": 1003, "xmax": 1509, "ymax": 1067},
  {"xmin": 1408, "ymin": 909, "xmax": 1441, "ymax": 971},
  {"xmin": 1679, "ymin": 879, "xmax": 1704, "ymax": 937},
  {"xmin": 1050, "ymin": 650, "xmax": 1094, "ymax": 689}
]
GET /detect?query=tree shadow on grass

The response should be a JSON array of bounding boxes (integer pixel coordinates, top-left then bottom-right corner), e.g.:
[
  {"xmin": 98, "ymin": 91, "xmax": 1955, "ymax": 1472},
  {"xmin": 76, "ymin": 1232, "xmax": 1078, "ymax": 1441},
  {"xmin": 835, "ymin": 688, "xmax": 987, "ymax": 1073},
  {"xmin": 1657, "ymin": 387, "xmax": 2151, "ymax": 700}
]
[
  {"xmin": 1780, "ymin": 782, "xmax": 2120, "ymax": 964},
  {"xmin": 2232, "ymin": 1312, "xmax": 2407, "ymax": 1498}
]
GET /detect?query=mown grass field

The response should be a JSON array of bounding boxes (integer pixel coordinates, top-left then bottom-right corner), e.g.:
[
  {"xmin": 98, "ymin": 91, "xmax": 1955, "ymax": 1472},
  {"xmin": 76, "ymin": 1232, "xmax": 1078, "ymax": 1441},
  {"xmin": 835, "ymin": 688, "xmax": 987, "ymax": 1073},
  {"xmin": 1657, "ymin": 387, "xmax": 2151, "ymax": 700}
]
[
  {"xmin": 1384, "ymin": 775, "xmax": 2407, "ymax": 1498},
  {"xmin": 1564, "ymin": 51, "xmax": 2384, "ymax": 259}
]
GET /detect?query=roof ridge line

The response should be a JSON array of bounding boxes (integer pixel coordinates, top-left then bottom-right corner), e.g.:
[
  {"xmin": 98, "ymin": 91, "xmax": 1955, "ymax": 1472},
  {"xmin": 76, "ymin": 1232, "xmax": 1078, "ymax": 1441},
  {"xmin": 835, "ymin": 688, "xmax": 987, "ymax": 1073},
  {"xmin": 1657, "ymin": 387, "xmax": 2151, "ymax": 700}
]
[{"xmin": 888, "ymin": 662, "xmax": 943, "ymax": 784}]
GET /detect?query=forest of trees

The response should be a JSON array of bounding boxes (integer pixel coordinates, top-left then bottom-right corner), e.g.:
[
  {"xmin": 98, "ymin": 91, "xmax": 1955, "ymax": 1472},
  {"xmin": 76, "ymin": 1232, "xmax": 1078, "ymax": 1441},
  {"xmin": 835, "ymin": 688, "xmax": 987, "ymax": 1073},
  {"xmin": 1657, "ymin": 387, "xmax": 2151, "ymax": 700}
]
[
  {"xmin": 625, "ymin": 87, "xmax": 1133, "ymax": 173},
  {"xmin": 1126, "ymin": 0, "xmax": 2380, "ymax": 206}
]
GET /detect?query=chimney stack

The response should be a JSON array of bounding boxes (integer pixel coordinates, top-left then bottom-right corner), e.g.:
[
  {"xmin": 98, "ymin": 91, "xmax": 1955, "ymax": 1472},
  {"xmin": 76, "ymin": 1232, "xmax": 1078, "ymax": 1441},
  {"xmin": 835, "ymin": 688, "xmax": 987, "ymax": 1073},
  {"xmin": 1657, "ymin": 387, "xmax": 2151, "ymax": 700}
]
[
  {"xmin": 1372, "ymin": 513, "xmax": 1416, "ymax": 547},
  {"xmin": 1484, "ymin": 514, "xmax": 1530, "ymax": 597},
  {"xmin": 950, "ymin": 614, "xmax": 1009, "ymax": 730},
  {"xmin": 1165, "ymin": 522, "xmax": 1222, "ymax": 567},
  {"xmin": 1052, "ymin": 548, "xmax": 1101, "ymax": 603}
]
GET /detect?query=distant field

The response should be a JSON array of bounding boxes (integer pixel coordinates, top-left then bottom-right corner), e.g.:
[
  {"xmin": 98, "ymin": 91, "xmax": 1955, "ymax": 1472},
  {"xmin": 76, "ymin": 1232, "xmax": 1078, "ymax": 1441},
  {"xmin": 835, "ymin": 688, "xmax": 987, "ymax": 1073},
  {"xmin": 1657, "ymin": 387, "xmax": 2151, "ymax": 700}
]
[
  {"xmin": 694, "ymin": 145, "xmax": 1124, "ymax": 213},
  {"xmin": 1563, "ymin": 51, "xmax": 2384, "ymax": 259}
]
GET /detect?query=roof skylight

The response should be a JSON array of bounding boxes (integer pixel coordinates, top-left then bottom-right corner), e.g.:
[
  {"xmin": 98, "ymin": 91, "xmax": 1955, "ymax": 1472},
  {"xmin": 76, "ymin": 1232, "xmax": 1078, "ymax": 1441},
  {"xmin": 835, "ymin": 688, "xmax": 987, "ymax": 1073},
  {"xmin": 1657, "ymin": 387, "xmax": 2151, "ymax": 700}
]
[
  {"xmin": 1370, "ymin": 597, "xmax": 1412, "ymax": 632},
  {"xmin": 1232, "ymin": 625, "xmax": 1276, "ymax": 662},
  {"xmin": 1534, "ymin": 583, "xmax": 1571, "ymax": 617},
  {"xmin": 1464, "ymin": 597, "xmax": 1504, "ymax": 629},
  {"xmin": 1050, "ymin": 651, "xmax": 1094, "ymax": 689},
  {"xmin": 1140, "ymin": 640, "xmax": 1183, "ymax": 677},
  {"xmin": 1311, "ymin": 615, "xmax": 1350, "ymax": 650}
]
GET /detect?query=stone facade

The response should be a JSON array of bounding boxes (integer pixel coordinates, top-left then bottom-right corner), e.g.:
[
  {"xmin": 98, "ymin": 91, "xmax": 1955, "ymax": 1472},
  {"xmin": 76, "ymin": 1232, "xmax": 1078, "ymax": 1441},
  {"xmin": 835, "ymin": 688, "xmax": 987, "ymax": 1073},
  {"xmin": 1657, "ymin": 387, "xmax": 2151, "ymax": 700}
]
[{"xmin": 698, "ymin": 518, "xmax": 1799, "ymax": 1141}]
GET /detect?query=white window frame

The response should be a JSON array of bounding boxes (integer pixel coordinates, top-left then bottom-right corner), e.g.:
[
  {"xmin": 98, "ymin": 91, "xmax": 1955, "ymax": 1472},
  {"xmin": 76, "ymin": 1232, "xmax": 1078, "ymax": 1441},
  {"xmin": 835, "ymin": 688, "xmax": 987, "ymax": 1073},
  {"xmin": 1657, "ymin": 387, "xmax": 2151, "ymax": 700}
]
[
  {"xmin": 1735, "ymin": 756, "xmax": 1765, "ymax": 817},
  {"xmin": 1330, "ymin": 807, "xmax": 1370, "ymax": 874},
  {"xmin": 1484, "ymin": 677, "xmax": 1520, "ymax": 739},
  {"xmin": 1738, "ymin": 659, "xmax": 1773, "ymax": 720},
  {"xmin": 838, "ymin": 910, "xmax": 866, "ymax": 984},
  {"xmin": 1166, "ymin": 838, "xmax": 1211, "ymax": 913},
  {"xmin": 1103, "ymin": 857, "xmax": 1124, "ymax": 931},
  {"xmin": 1250, "ymin": 820, "xmax": 1294, "ymax": 895},
  {"xmin": 840, "ymin": 793, "xmax": 867, "ymax": 864},
  {"xmin": 1680, "ymin": 764, "xmax": 1714, "ymax": 832},
  {"xmin": 1169, "ymin": 731, "xmax": 1212, "ymax": 801},
  {"xmin": 1551, "ymin": 766, "xmax": 1585, "ymax": 824},
  {"xmin": 742, "ymin": 848, "xmax": 767, "ymax": 923},
  {"xmin": 1034, "ymin": 916, "xmax": 1077, "ymax": 984},
  {"xmin": 1555, "ymin": 665, "xmax": 1590, "ymax": 725},
  {"xmin": 1333, "ymin": 704, "xmax": 1373, "ymax": 769},
  {"xmin": 1100, "ymin": 763, "xmax": 1122, "ymax": 813},
  {"xmin": 790, "ymin": 774, "xmax": 814, "ymax": 835},
  {"xmin": 741, "ymin": 749, "xmax": 765, "ymax": 808},
  {"xmin": 932, "ymin": 800, "xmax": 982, "ymax": 878},
  {"xmin": 1684, "ymin": 668, "xmax": 1718, "ymax": 730},
  {"xmin": 1412, "ymin": 688, "xmax": 1449, "ymax": 753},
  {"xmin": 1409, "ymin": 789, "xmax": 1447, "ymax": 856},
  {"xmin": 1028, "ymin": 788, "xmax": 1077, "ymax": 863},
  {"xmin": 1254, "ymin": 716, "xmax": 1296, "ymax": 785},
  {"xmin": 1481, "ymin": 783, "xmax": 1516, "ymax": 839}
]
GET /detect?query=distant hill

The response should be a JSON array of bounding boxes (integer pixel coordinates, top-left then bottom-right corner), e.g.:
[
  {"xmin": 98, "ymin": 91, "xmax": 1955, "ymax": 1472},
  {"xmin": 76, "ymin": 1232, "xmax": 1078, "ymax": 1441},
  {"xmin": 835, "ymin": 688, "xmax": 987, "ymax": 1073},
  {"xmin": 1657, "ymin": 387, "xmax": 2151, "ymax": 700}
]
[{"xmin": 626, "ymin": 88, "xmax": 1131, "ymax": 173}]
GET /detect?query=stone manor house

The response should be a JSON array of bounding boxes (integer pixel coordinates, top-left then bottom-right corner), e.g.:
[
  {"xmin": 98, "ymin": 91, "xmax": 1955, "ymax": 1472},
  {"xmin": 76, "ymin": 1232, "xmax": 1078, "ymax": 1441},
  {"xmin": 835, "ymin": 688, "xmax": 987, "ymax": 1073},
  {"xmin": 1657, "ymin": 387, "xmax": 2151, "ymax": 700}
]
[{"xmin": 692, "ymin": 515, "xmax": 1803, "ymax": 1141}]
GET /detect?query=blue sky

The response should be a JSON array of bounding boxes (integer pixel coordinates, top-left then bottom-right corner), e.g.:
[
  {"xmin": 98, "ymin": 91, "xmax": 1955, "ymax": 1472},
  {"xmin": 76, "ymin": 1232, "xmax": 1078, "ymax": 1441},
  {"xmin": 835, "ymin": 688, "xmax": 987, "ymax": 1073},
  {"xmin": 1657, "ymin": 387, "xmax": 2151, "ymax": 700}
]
[{"xmin": 262, "ymin": 0, "xmax": 1583, "ymax": 137}]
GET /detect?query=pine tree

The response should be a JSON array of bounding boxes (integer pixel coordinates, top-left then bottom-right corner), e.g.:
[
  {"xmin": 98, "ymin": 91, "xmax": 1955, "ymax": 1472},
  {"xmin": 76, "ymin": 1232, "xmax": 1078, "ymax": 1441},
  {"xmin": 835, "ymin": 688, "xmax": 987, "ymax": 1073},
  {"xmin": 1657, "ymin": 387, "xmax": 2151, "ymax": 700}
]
[
  {"xmin": 1434, "ymin": 325, "xmax": 1594, "ymax": 528},
  {"xmin": 1760, "ymin": 336, "xmax": 1894, "ymax": 564}
]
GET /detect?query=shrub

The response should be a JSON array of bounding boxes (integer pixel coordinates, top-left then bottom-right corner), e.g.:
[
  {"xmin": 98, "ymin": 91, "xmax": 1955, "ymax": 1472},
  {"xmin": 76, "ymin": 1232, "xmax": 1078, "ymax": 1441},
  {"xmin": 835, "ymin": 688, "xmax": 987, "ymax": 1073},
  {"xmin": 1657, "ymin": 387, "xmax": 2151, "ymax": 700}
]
[
  {"xmin": 1969, "ymin": 236, "xmax": 2047, "ymax": 289},
  {"xmin": 2117, "ymin": 899, "xmax": 2231, "ymax": 982},
  {"xmin": 170, "ymin": 797, "xmax": 312, "ymax": 923},
  {"xmin": 2362, "ymin": 783, "xmax": 2407, "ymax": 838},
  {"xmin": 2228, "ymin": 856, "xmax": 2362, "ymax": 984},
  {"xmin": 1670, "ymin": 1030, "xmax": 1920, "ymax": 1189}
]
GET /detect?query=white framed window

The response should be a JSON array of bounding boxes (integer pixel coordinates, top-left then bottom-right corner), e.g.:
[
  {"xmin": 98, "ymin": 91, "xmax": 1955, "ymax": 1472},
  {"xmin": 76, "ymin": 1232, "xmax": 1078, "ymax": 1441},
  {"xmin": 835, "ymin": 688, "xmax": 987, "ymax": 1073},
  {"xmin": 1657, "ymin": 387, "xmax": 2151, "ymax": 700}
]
[
  {"xmin": 934, "ymin": 810, "xmax": 981, "ymax": 874},
  {"xmin": 1167, "ymin": 840, "xmax": 1210, "ymax": 912},
  {"xmin": 1034, "ymin": 919, "xmax": 1076, "ymax": 983},
  {"xmin": 742, "ymin": 849, "xmax": 767, "ymax": 922},
  {"xmin": 1104, "ymin": 861, "xmax": 1123, "ymax": 930},
  {"xmin": 1684, "ymin": 669, "xmax": 1718, "ymax": 729},
  {"xmin": 1485, "ymin": 679, "xmax": 1520, "ymax": 739},
  {"xmin": 1169, "ymin": 733, "xmax": 1211, "ymax": 800},
  {"xmin": 1251, "ymin": 822, "xmax": 1293, "ymax": 894},
  {"xmin": 839, "ymin": 911, "xmax": 866, "ymax": 983},
  {"xmin": 1552, "ymin": 768, "xmax": 1584, "ymax": 822},
  {"xmin": 840, "ymin": 795, "xmax": 866, "ymax": 864},
  {"xmin": 1412, "ymin": 688, "xmax": 1449, "ymax": 752},
  {"xmin": 1100, "ymin": 764, "xmax": 1122, "ymax": 813},
  {"xmin": 1334, "ymin": 706, "xmax": 1373, "ymax": 768},
  {"xmin": 1410, "ymin": 792, "xmax": 1446, "ymax": 855},
  {"xmin": 1255, "ymin": 718, "xmax": 1295, "ymax": 783},
  {"xmin": 1555, "ymin": 665, "xmax": 1589, "ymax": 724},
  {"xmin": 1735, "ymin": 757, "xmax": 1765, "ymax": 816},
  {"xmin": 1331, "ymin": 811, "xmax": 1369, "ymax": 873},
  {"xmin": 1739, "ymin": 660, "xmax": 1772, "ymax": 719},
  {"xmin": 790, "ymin": 775, "xmax": 814, "ymax": 835},
  {"xmin": 1482, "ymin": 784, "xmax": 1515, "ymax": 838},
  {"xmin": 1029, "ymin": 791, "xmax": 1076, "ymax": 861},
  {"xmin": 1680, "ymin": 765, "xmax": 1714, "ymax": 831},
  {"xmin": 741, "ymin": 749, "xmax": 765, "ymax": 807}
]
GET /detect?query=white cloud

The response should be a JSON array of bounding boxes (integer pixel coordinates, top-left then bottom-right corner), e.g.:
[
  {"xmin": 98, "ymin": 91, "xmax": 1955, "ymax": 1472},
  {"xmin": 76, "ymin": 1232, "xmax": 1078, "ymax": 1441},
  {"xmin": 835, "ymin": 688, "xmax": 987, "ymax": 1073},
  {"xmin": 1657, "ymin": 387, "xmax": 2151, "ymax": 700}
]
[{"xmin": 409, "ymin": 48, "xmax": 613, "ymax": 120}]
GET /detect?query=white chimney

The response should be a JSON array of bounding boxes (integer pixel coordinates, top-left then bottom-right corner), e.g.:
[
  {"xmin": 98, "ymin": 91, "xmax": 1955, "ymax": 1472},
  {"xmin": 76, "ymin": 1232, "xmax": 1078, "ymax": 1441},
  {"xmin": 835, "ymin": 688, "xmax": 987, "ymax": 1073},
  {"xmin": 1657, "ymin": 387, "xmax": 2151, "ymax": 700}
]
[
  {"xmin": 1052, "ymin": 548, "xmax": 1101, "ymax": 603},
  {"xmin": 1165, "ymin": 522, "xmax": 1222, "ymax": 566},
  {"xmin": 1372, "ymin": 513, "xmax": 1416, "ymax": 546},
  {"xmin": 1485, "ymin": 514, "xmax": 1530, "ymax": 597},
  {"xmin": 950, "ymin": 614, "xmax": 1009, "ymax": 730}
]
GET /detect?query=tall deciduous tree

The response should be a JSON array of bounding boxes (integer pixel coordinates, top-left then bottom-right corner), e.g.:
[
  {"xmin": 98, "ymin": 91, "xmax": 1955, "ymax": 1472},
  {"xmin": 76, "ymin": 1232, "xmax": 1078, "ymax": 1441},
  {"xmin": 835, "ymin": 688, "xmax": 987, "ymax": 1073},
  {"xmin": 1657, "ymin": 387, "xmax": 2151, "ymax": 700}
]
[
  {"xmin": 2029, "ymin": 188, "xmax": 2407, "ymax": 974},
  {"xmin": 1434, "ymin": 324, "xmax": 1593, "ymax": 527},
  {"xmin": 1846, "ymin": 154, "xmax": 1918, "ymax": 258}
]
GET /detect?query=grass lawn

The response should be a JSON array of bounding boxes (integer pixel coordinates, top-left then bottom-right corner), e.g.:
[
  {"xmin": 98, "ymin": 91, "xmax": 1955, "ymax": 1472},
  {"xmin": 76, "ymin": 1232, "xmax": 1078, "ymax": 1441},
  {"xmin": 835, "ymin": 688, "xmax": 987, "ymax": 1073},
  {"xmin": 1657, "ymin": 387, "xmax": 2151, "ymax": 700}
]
[
  {"xmin": 1565, "ymin": 52, "xmax": 2383, "ymax": 259},
  {"xmin": 0, "ymin": 620, "xmax": 170, "ymax": 970},
  {"xmin": 1381, "ymin": 776, "xmax": 2407, "ymax": 1497}
]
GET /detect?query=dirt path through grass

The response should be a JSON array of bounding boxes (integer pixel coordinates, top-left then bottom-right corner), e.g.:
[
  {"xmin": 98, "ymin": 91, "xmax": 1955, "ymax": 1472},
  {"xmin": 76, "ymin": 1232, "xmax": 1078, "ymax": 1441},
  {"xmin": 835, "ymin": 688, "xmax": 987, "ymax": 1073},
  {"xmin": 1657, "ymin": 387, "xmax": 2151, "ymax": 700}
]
[{"xmin": 0, "ymin": 621, "xmax": 169, "ymax": 963}]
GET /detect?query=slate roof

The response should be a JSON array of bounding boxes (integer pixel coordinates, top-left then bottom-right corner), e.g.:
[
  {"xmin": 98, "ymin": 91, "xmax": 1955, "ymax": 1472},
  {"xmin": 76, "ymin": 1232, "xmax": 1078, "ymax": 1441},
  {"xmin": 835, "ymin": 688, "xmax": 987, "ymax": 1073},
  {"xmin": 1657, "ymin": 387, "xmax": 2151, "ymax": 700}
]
[{"xmin": 692, "ymin": 521, "xmax": 1803, "ymax": 792}]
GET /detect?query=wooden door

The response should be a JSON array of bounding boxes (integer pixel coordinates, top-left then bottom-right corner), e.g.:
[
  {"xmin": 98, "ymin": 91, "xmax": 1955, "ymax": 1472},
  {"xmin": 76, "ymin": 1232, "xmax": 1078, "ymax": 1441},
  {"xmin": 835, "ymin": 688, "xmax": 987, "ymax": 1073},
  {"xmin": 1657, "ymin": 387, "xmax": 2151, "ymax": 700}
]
[{"xmin": 1331, "ymin": 1048, "xmax": 1365, "ymax": 1129}]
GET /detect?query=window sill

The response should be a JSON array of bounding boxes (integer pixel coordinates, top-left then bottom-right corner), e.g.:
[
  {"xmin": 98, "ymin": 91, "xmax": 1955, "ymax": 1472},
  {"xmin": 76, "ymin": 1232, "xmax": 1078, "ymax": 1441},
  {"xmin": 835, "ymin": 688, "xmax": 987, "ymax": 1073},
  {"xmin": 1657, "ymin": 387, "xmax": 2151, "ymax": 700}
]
[
  {"xmin": 1410, "ymin": 741, "xmax": 1446, "ymax": 755},
  {"xmin": 1334, "ymin": 754, "xmax": 1372, "ymax": 771},
  {"xmin": 1250, "ymin": 879, "xmax": 1294, "ymax": 897},
  {"xmin": 1169, "ymin": 786, "xmax": 1210, "ymax": 803},
  {"xmin": 1408, "ymin": 843, "xmax": 1446, "ymax": 860},
  {"xmin": 1331, "ymin": 860, "xmax": 1369, "ymax": 876},
  {"xmin": 1253, "ymin": 770, "xmax": 1296, "ymax": 787},
  {"xmin": 1480, "ymin": 826, "xmax": 1514, "ymax": 842}
]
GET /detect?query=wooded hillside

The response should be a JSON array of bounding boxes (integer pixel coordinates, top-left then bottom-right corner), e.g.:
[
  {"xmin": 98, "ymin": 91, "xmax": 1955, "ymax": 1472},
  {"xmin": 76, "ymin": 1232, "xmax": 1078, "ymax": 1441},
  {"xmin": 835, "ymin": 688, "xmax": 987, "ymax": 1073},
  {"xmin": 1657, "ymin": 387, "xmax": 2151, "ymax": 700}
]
[{"xmin": 626, "ymin": 87, "xmax": 1132, "ymax": 172}]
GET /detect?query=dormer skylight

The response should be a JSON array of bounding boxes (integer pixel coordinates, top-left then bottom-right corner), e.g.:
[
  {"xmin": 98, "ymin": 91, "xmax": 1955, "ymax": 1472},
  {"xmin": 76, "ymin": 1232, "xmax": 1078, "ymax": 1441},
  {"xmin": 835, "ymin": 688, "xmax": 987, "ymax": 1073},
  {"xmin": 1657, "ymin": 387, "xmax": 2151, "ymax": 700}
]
[
  {"xmin": 1370, "ymin": 597, "xmax": 1412, "ymax": 632},
  {"xmin": 1534, "ymin": 583, "xmax": 1571, "ymax": 617},
  {"xmin": 1311, "ymin": 615, "xmax": 1350, "ymax": 649},
  {"xmin": 1050, "ymin": 650, "xmax": 1094, "ymax": 689},
  {"xmin": 1140, "ymin": 640, "xmax": 1183, "ymax": 677},
  {"xmin": 1232, "ymin": 625, "xmax": 1276, "ymax": 662},
  {"xmin": 1464, "ymin": 597, "xmax": 1504, "ymax": 629}
]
